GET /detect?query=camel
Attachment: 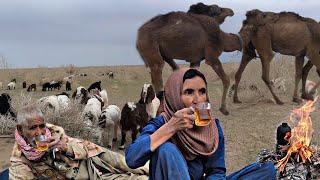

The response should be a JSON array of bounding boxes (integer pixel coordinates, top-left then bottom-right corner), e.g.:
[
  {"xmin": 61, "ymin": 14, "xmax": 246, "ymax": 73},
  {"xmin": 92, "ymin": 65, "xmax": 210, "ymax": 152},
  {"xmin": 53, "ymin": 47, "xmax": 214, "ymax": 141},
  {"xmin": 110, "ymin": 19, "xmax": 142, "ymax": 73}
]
[
  {"xmin": 136, "ymin": 3, "xmax": 242, "ymax": 115},
  {"xmin": 233, "ymin": 9, "xmax": 320, "ymax": 104}
]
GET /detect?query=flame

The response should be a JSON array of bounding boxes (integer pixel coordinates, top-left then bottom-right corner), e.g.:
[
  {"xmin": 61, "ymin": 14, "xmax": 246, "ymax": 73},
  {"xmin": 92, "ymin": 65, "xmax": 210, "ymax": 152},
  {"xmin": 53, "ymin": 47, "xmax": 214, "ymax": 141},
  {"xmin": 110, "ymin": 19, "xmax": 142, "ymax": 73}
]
[{"xmin": 276, "ymin": 97, "xmax": 318, "ymax": 172}]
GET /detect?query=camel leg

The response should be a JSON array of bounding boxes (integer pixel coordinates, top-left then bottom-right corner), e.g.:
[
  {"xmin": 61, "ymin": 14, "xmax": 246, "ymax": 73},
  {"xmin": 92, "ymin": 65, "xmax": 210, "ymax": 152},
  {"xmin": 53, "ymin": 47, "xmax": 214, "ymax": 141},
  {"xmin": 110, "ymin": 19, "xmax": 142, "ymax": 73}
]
[
  {"xmin": 260, "ymin": 56, "xmax": 284, "ymax": 105},
  {"xmin": 163, "ymin": 57, "xmax": 179, "ymax": 70},
  {"xmin": 301, "ymin": 60, "xmax": 314, "ymax": 100},
  {"xmin": 233, "ymin": 53, "xmax": 254, "ymax": 103},
  {"xmin": 147, "ymin": 57, "xmax": 165, "ymax": 92},
  {"xmin": 292, "ymin": 56, "xmax": 304, "ymax": 103},
  {"xmin": 306, "ymin": 51, "xmax": 320, "ymax": 99},
  {"xmin": 205, "ymin": 58, "xmax": 230, "ymax": 115}
]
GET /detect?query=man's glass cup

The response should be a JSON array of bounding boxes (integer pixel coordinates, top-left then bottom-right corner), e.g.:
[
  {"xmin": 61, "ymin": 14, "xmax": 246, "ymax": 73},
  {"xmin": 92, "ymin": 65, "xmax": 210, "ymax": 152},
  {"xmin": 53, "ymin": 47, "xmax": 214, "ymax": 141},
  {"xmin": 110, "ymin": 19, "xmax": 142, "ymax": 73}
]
[
  {"xmin": 193, "ymin": 102, "xmax": 212, "ymax": 126},
  {"xmin": 35, "ymin": 135, "xmax": 49, "ymax": 152}
]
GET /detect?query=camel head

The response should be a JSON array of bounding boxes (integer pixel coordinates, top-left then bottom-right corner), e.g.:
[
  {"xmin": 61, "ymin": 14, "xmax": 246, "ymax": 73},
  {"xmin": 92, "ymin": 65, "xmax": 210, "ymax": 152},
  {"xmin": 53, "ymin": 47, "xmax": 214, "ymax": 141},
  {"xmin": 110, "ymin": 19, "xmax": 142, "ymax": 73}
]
[
  {"xmin": 245, "ymin": 9, "xmax": 278, "ymax": 26},
  {"xmin": 188, "ymin": 3, "xmax": 234, "ymax": 24}
]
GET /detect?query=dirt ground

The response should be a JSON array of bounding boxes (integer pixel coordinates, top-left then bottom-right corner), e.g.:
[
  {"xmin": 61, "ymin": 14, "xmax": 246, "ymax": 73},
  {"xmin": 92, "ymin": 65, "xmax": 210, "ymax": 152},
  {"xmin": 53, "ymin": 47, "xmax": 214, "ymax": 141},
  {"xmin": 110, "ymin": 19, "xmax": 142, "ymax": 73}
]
[{"xmin": 1, "ymin": 60, "xmax": 320, "ymax": 174}]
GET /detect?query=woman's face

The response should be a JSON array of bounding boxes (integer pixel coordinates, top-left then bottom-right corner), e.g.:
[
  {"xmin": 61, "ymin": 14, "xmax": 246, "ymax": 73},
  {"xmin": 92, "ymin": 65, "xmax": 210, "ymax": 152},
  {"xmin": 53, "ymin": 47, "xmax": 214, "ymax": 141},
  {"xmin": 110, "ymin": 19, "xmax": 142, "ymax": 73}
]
[{"xmin": 181, "ymin": 76, "xmax": 207, "ymax": 107}]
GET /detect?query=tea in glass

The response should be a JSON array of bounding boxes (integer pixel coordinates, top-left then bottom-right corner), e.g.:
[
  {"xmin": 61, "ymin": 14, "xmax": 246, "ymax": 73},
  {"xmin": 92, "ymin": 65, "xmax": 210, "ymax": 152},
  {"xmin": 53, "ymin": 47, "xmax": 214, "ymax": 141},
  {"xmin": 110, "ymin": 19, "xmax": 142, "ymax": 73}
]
[
  {"xmin": 194, "ymin": 102, "xmax": 212, "ymax": 126},
  {"xmin": 35, "ymin": 135, "xmax": 49, "ymax": 152}
]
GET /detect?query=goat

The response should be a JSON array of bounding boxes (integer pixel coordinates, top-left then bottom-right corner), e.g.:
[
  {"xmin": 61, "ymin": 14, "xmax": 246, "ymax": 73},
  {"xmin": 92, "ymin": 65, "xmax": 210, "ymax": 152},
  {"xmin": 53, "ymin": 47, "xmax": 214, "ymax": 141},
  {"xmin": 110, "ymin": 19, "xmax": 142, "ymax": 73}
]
[
  {"xmin": 0, "ymin": 93, "xmax": 17, "ymax": 119},
  {"xmin": 72, "ymin": 86, "xmax": 108, "ymax": 108},
  {"xmin": 66, "ymin": 81, "xmax": 72, "ymax": 91},
  {"xmin": 22, "ymin": 81, "xmax": 27, "ymax": 88},
  {"xmin": 107, "ymin": 72, "xmax": 114, "ymax": 79},
  {"xmin": 42, "ymin": 82, "xmax": 51, "ymax": 91},
  {"xmin": 27, "ymin": 84, "xmax": 37, "ymax": 92},
  {"xmin": 50, "ymin": 81, "xmax": 62, "ymax": 90},
  {"xmin": 82, "ymin": 95, "xmax": 104, "ymax": 127},
  {"xmin": 7, "ymin": 82, "xmax": 16, "ymax": 90},
  {"xmin": 304, "ymin": 80, "xmax": 318, "ymax": 100},
  {"xmin": 98, "ymin": 105, "xmax": 121, "ymax": 148},
  {"xmin": 0, "ymin": 82, "xmax": 3, "ymax": 89},
  {"xmin": 119, "ymin": 84, "xmax": 159, "ymax": 150},
  {"xmin": 88, "ymin": 81, "xmax": 102, "ymax": 92}
]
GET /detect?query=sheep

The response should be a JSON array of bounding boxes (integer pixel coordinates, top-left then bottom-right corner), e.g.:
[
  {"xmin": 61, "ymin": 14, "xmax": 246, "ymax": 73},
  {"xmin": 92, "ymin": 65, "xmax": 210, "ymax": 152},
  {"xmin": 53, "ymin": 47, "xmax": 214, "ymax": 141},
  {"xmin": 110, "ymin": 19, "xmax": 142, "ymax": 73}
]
[
  {"xmin": 37, "ymin": 95, "xmax": 60, "ymax": 115},
  {"xmin": 119, "ymin": 84, "xmax": 159, "ymax": 150},
  {"xmin": 7, "ymin": 82, "xmax": 16, "ymax": 90},
  {"xmin": 0, "ymin": 93, "xmax": 17, "ymax": 119},
  {"xmin": 0, "ymin": 82, "xmax": 3, "ymax": 89},
  {"xmin": 98, "ymin": 105, "xmax": 121, "ymax": 148},
  {"xmin": 66, "ymin": 81, "xmax": 72, "ymax": 91},
  {"xmin": 22, "ymin": 81, "xmax": 27, "ymax": 88},
  {"xmin": 27, "ymin": 84, "xmax": 37, "ymax": 92},
  {"xmin": 37, "ymin": 94, "xmax": 71, "ymax": 115},
  {"xmin": 88, "ymin": 81, "xmax": 102, "ymax": 92}
]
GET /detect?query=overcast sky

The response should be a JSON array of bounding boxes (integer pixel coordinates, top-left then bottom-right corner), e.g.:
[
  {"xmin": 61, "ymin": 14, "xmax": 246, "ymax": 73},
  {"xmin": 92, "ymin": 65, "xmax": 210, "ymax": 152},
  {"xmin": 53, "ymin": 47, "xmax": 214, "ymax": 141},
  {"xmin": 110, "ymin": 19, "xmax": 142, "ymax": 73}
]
[{"xmin": 0, "ymin": 0, "xmax": 319, "ymax": 68}]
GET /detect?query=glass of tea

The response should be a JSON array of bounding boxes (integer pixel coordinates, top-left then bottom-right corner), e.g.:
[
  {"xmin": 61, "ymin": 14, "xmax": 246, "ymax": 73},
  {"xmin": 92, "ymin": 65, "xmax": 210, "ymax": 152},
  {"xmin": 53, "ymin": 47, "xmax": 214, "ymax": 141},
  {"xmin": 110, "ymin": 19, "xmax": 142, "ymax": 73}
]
[
  {"xmin": 35, "ymin": 135, "xmax": 49, "ymax": 152},
  {"xmin": 193, "ymin": 102, "xmax": 212, "ymax": 126}
]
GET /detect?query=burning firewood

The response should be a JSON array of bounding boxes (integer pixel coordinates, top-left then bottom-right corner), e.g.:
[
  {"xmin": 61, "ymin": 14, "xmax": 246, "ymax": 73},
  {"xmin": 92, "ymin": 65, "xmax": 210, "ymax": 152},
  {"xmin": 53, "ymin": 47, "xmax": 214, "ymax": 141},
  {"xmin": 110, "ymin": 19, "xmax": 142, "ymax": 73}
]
[{"xmin": 256, "ymin": 97, "xmax": 320, "ymax": 179}]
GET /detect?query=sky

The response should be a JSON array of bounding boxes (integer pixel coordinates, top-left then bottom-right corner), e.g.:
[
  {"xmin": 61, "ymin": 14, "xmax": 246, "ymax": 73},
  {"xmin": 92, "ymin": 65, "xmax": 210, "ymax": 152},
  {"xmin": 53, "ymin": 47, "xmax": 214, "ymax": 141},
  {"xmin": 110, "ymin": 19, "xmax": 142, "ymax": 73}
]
[{"xmin": 0, "ymin": 0, "xmax": 319, "ymax": 68}]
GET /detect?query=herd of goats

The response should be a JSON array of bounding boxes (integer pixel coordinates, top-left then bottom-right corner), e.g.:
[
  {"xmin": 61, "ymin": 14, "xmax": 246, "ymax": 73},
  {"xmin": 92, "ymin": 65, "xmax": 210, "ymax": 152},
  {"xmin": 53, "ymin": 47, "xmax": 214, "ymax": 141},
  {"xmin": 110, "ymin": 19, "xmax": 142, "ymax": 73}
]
[
  {"xmin": 0, "ymin": 74, "xmax": 160, "ymax": 150},
  {"xmin": 1, "ymin": 2, "xmax": 320, "ymax": 149}
]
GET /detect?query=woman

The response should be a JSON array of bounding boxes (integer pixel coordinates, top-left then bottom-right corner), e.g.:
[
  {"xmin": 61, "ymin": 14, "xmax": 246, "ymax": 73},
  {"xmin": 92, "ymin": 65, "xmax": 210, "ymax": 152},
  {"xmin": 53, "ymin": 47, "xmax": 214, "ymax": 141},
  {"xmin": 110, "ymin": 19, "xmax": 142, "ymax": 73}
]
[{"xmin": 125, "ymin": 68, "xmax": 276, "ymax": 179}]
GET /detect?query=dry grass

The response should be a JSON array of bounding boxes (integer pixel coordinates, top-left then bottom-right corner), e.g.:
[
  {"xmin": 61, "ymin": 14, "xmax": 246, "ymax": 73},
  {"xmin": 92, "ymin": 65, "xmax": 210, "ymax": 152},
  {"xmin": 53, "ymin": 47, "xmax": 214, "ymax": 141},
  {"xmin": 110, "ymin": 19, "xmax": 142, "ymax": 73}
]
[{"xmin": 1, "ymin": 58, "xmax": 320, "ymax": 174}]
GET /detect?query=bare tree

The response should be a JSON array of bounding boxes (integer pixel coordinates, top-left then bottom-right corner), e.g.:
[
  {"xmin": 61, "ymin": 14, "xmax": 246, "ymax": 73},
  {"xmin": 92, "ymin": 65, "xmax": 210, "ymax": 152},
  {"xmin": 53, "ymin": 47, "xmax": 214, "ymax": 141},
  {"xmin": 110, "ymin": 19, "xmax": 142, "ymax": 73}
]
[
  {"xmin": 0, "ymin": 55, "xmax": 9, "ymax": 69},
  {"xmin": 66, "ymin": 64, "xmax": 77, "ymax": 75}
]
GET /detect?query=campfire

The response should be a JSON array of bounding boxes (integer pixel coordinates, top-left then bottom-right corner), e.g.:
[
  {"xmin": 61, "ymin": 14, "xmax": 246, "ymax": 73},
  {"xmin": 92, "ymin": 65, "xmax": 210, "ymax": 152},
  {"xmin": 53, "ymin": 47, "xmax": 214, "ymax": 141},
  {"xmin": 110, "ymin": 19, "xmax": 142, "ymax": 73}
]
[{"xmin": 257, "ymin": 97, "xmax": 320, "ymax": 179}]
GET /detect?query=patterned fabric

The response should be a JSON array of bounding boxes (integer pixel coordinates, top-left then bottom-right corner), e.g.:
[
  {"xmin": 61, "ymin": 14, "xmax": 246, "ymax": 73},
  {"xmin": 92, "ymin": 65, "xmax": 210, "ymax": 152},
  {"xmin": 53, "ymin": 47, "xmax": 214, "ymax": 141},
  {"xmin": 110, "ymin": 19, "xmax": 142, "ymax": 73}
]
[
  {"xmin": 160, "ymin": 68, "xmax": 219, "ymax": 160},
  {"xmin": 14, "ymin": 127, "xmax": 51, "ymax": 161},
  {"xmin": 9, "ymin": 124, "xmax": 149, "ymax": 180}
]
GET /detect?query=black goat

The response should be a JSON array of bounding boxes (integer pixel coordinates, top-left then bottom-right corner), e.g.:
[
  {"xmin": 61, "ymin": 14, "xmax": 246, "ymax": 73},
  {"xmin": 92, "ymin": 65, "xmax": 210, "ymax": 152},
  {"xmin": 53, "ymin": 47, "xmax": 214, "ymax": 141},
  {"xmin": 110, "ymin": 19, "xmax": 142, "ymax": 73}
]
[
  {"xmin": 42, "ymin": 82, "xmax": 51, "ymax": 91},
  {"xmin": 119, "ymin": 102, "xmax": 148, "ymax": 149},
  {"xmin": 88, "ymin": 81, "xmax": 102, "ymax": 92},
  {"xmin": 66, "ymin": 81, "xmax": 72, "ymax": 91},
  {"xmin": 22, "ymin": 81, "xmax": 27, "ymax": 88},
  {"xmin": 27, "ymin": 84, "xmax": 37, "ymax": 92},
  {"xmin": 0, "ymin": 93, "xmax": 16, "ymax": 119},
  {"xmin": 119, "ymin": 84, "xmax": 158, "ymax": 150},
  {"xmin": 50, "ymin": 81, "xmax": 62, "ymax": 90}
]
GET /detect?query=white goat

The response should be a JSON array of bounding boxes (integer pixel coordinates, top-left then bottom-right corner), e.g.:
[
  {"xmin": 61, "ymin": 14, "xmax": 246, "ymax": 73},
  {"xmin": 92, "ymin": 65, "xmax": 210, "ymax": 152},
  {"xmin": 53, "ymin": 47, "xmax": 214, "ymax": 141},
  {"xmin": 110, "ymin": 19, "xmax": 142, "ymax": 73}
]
[
  {"xmin": 305, "ymin": 80, "xmax": 318, "ymax": 99},
  {"xmin": 82, "ymin": 96, "xmax": 103, "ymax": 127},
  {"xmin": 57, "ymin": 95, "xmax": 71, "ymax": 111},
  {"xmin": 98, "ymin": 105, "xmax": 121, "ymax": 148},
  {"xmin": 7, "ymin": 82, "xmax": 16, "ymax": 90}
]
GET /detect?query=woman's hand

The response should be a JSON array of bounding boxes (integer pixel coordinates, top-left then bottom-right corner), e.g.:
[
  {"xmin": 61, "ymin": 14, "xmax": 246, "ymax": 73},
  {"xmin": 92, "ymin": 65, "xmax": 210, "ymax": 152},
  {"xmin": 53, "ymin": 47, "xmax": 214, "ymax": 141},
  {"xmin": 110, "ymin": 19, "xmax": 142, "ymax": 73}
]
[{"xmin": 167, "ymin": 107, "xmax": 195, "ymax": 132}]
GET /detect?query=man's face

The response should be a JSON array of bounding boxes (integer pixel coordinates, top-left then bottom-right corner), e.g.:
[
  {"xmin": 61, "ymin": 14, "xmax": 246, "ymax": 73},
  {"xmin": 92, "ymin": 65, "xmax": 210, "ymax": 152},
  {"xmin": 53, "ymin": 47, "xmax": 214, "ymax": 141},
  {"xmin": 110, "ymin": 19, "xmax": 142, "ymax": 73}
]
[{"xmin": 20, "ymin": 116, "xmax": 46, "ymax": 145}]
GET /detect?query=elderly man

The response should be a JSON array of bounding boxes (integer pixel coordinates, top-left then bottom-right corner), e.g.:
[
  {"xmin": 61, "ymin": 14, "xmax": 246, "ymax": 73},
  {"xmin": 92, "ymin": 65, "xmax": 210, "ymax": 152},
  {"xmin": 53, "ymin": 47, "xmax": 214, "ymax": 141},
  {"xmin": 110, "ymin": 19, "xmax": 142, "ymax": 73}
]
[{"xmin": 9, "ymin": 105, "xmax": 148, "ymax": 179}]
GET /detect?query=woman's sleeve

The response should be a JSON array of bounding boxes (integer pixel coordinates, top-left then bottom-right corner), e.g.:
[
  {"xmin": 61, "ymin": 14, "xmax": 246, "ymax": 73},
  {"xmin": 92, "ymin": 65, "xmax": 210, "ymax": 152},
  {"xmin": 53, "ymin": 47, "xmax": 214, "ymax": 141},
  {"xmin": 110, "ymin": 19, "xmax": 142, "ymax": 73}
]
[
  {"xmin": 125, "ymin": 116, "xmax": 164, "ymax": 169},
  {"xmin": 205, "ymin": 119, "xmax": 227, "ymax": 180}
]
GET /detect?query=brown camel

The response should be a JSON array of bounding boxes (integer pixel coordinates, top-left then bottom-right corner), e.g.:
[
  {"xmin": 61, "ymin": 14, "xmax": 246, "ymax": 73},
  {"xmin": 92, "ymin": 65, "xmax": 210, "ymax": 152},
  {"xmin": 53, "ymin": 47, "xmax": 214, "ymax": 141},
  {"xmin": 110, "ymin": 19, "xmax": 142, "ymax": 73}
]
[
  {"xmin": 233, "ymin": 9, "xmax": 320, "ymax": 104},
  {"xmin": 136, "ymin": 3, "xmax": 241, "ymax": 115}
]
